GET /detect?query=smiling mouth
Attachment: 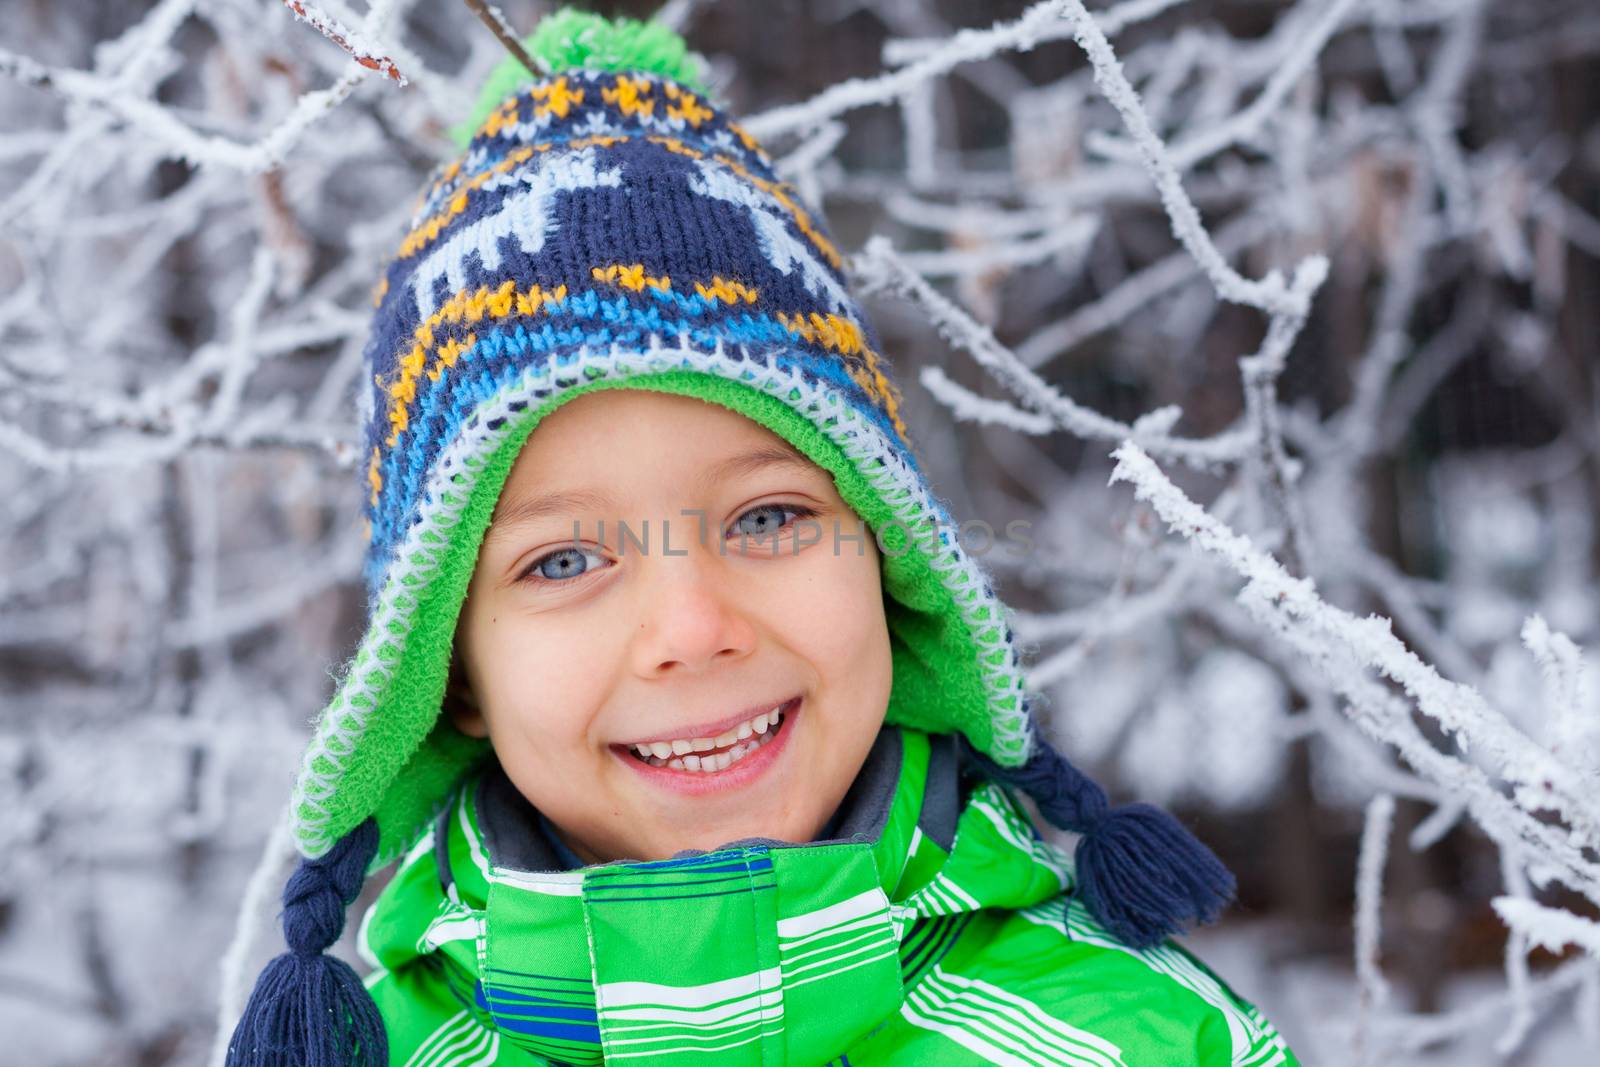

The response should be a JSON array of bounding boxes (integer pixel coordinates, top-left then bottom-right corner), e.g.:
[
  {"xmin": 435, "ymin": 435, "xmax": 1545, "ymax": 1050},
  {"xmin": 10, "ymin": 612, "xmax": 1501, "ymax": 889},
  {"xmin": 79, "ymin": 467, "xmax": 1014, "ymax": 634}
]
[{"xmin": 623, "ymin": 697, "xmax": 798, "ymax": 774}]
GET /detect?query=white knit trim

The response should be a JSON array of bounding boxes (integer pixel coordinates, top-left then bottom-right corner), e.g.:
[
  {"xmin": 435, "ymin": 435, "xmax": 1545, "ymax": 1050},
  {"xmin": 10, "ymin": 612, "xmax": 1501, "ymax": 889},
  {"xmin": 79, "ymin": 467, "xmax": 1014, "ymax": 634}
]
[{"xmin": 291, "ymin": 337, "xmax": 1029, "ymax": 859}]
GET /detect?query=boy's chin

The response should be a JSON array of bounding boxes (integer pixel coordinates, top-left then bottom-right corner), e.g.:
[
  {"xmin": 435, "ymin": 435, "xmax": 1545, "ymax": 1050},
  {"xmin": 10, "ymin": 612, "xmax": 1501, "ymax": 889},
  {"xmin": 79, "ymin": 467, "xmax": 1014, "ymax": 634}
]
[{"xmin": 604, "ymin": 809, "xmax": 831, "ymax": 863}]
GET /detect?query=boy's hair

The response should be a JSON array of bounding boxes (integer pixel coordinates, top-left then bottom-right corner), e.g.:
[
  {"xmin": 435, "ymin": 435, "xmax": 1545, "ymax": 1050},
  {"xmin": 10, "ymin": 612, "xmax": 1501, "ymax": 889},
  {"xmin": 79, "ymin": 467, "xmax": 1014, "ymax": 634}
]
[{"xmin": 225, "ymin": 11, "xmax": 1235, "ymax": 1065}]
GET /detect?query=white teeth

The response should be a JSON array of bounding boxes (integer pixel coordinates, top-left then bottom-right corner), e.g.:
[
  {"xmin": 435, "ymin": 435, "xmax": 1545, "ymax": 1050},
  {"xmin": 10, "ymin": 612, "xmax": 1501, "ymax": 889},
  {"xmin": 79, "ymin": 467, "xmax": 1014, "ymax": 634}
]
[
  {"xmin": 629, "ymin": 701, "xmax": 794, "ymax": 771},
  {"xmin": 656, "ymin": 725, "xmax": 781, "ymax": 773}
]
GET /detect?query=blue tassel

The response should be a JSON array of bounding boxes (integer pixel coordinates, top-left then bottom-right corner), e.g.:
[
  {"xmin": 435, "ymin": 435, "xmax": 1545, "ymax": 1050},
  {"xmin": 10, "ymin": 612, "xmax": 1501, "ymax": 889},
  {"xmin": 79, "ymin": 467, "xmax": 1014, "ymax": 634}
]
[
  {"xmin": 226, "ymin": 818, "xmax": 388, "ymax": 1067},
  {"xmin": 961, "ymin": 734, "xmax": 1236, "ymax": 949}
]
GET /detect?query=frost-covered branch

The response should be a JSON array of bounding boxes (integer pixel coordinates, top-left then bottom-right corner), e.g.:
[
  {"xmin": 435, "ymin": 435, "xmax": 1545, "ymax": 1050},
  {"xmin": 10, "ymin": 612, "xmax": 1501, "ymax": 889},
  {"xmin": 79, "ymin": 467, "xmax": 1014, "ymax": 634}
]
[
  {"xmin": 1354, "ymin": 792, "xmax": 1395, "ymax": 1064},
  {"xmin": 1493, "ymin": 898, "xmax": 1600, "ymax": 959},
  {"xmin": 745, "ymin": 0, "xmax": 1082, "ymax": 139},
  {"xmin": 1053, "ymin": 0, "xmax": 1320, "ymax": 318},
  {"xmin": 854, "ymin": 236, "xmax": 1256, "ymax": 466},
  {"xmin": 281, "ymin": 1, "xmax": 407, "ymax": 83}
]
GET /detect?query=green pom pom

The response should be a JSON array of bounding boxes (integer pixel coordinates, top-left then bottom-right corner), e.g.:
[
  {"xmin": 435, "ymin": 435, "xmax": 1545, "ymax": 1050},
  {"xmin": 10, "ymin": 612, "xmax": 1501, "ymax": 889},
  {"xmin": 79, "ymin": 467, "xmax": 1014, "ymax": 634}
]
[{"xmin": 450, "ymin": 7, "xmax": 712, "ymax": 150}]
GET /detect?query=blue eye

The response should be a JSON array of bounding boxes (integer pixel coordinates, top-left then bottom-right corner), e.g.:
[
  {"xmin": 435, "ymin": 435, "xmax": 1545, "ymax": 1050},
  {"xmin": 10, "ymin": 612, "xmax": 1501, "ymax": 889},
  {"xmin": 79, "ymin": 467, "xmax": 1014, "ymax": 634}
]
[
  {"xmin": 522, "ymin": 545, "xmax": 608, "ymax": 584},
  {"xmin": 729, "ymin": 503, "xmax": 816, "ymax": 539}
]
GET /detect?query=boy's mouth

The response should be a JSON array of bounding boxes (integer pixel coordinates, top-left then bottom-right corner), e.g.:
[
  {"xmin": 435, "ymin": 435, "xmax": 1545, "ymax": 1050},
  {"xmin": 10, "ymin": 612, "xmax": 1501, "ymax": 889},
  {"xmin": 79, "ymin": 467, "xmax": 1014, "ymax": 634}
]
[{"xmin": 619, "ymin": 696, "xmax": 799, "ymax": 775}]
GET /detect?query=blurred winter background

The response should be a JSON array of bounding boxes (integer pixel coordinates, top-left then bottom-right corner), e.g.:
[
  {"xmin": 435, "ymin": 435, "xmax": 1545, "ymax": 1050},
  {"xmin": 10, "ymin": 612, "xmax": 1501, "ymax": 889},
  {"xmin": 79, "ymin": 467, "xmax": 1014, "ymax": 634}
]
[{"xmin": 1, "ymin": 0, "xmax": 1598, "ymax": 1063}]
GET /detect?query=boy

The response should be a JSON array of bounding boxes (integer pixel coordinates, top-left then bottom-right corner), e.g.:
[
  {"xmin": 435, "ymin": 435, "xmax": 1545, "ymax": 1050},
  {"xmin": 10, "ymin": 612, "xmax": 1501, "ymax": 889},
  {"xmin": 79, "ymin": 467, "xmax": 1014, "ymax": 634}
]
[{"xmin": 227, "ymin": 10, "xmax": 1301, "ymax": 1065}]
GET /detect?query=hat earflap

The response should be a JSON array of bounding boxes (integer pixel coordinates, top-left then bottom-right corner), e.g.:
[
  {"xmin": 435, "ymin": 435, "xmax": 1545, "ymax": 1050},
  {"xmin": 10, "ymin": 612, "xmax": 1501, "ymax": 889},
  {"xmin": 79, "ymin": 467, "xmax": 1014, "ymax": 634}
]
[
  {"xmin": 961, "ymin": 731, "xmax": 1236, "ymax": 949},
  {"xmin": 226, "ymin": 818, "xmax": 387, "ymax": 1066}
]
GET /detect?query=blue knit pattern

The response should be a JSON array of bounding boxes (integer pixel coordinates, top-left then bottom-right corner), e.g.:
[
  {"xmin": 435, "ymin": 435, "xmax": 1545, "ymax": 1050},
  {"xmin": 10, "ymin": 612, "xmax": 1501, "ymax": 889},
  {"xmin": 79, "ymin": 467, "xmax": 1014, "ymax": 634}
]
[{"xmin": 358, "ymin": 69, "xmax": 915, "ymax": 598}]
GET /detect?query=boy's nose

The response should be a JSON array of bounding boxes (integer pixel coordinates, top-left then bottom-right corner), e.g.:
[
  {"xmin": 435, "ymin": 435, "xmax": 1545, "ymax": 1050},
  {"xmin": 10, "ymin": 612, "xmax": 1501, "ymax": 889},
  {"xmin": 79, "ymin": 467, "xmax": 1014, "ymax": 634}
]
[{"xmin": 628, "ymin": 549, "xmax": 757, "ymax": 677}]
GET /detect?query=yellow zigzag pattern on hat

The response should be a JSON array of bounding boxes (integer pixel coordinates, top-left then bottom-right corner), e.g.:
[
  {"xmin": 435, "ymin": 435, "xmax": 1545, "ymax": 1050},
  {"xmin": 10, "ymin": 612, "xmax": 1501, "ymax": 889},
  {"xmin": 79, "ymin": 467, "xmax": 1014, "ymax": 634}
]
[
  {"xmin": 373, "ymin": 267, "xmax": 762, "ymax": 474},
  {"xmin": 476, "ymin": 76, "xmax": 587, "ymax": 141},
  {"xmin": 590, "ymin": 263, "xmax": 759, "ymax": 305},
  {"xmin": 777, "ymin": 311, "xmax": 910, "ymax": 442},
  {"xmin": 377, "ymin": 280, "xmax": 570, "ymax": 446}
]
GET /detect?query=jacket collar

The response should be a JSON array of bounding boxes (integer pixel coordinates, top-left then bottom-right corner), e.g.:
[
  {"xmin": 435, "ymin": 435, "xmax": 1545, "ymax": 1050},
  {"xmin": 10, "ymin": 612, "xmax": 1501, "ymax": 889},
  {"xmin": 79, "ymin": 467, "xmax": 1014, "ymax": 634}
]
[
  {"xmin": 362, "ymin": 728, "xmax": 1072, "ymax": 1065},
  {"xmin": 468, "ymin": 725, "xmax": 956, "ymax": 885}
]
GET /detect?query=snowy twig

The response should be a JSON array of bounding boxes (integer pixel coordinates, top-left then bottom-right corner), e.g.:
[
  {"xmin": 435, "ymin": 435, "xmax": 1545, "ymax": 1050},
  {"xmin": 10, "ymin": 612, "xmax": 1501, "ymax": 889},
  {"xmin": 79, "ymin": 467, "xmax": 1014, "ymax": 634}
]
[
  {"xmin": 1342, "ymin": 153, "xmax": 1433, "ymax": 455},
  {"xmin": 1496, "ymin": 848, "xmax": 1537, "ymax": 1056},
  {"xmin": 1492, "ymin": 898, "xmax": 1600, "ymax": 959},
  {"xmin": 745, "ymin": 0, "xmax": 1080, "ymax": 140},
  {"xmin": 881, "ymin": 0, "xmax": 1191, "ymax": 65},
  {"xmin": 0, "ymin": 0, "xmax": 411, "ymax": 172},
  {"xmin": 895, "ymin": 215, "xmax": 1099, "ymax": 279},
  {"xmin": 1523, "ymin": 616, "xmax": 1600, "ymax": 779},
  {"xmin": 1054, "ymin": 0, "xmax": 1320, "ymax": 318},
  {"xmin": 281, "ymin": 1, "xmax": 407, "ymax": 84},
  {"xmin": 1237, "ymin": 259, "xmax": 1330, "ymax": 575},
  {"xmin": 461, "ymin": 0, "xmax": 545, "ymax": 77},
  {"xmin": 1377, "ymin": 956, "xmax": 1599, "ymax": 1053},
  {"xmin": 0, "ymin": 47, "xmax": 368, "ymax": 173},
  {"xmin": 0, "ymin": 416, "xmax": 361, "ymax": 472},
  {"xmin": 654, "ymin": 0, "xmax": 709, "ymax": 34},
  {"xmin": 1172, "ymin": 0, "xmax": 1360, "ymax": 172},
  {"xmin": 1354, "ymin": 792, "xmax": 1395, "ymax": 1065},
  {"xmin": 854, "ymin": 236, "xmax": 1255, "ymax": 466},
  {"xmin": 1016, "ymin": 212, "xmax": 1271, "ymax": 368}
]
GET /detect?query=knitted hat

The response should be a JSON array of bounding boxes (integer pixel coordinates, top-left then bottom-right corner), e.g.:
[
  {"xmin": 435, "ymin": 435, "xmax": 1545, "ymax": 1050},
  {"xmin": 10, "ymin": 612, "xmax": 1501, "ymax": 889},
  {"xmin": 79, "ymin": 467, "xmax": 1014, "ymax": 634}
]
[{"xmin": 227, "ymin": 11, "xmax": 1233, "ymax": 1065}]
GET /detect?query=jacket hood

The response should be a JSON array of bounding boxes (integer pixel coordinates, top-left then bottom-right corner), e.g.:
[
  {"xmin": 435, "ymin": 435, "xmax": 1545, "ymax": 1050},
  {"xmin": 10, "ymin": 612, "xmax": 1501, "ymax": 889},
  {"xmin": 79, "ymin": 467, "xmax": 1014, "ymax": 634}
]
[{"xmin": 359, "ymin": 727, "xmax": 1076, "ymax": 1064}]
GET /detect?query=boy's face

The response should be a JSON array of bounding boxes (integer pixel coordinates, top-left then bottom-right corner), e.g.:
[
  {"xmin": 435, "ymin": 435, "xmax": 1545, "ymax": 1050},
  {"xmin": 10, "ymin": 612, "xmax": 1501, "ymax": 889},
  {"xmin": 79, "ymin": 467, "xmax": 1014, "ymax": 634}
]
[{"xmin": 451, "ymin": 388, "xmax": 893, "ymax": 864}]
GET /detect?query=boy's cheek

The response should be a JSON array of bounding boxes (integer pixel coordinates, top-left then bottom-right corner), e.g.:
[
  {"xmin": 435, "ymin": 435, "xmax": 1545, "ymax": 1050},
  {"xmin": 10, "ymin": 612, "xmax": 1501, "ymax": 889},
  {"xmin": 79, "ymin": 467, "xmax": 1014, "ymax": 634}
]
[
  {"xmin": 463, "ymin": 621, "xmax": 612, "ymax": 748},
  {"xmin": 786, "ymin": 549, "xmax": 892, "ymax": 668}
]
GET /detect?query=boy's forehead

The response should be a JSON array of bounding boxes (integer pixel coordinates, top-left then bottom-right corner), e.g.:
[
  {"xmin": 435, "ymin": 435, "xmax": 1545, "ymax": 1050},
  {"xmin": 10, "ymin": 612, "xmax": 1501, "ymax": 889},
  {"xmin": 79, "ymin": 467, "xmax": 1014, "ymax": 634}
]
[
  {"xmin": 516, "ymin": 390, "xmax": 815, "ymax": 479},
  {"xmin": 489, "ymin": 439, "xmax": 825, "ymax": 530}
]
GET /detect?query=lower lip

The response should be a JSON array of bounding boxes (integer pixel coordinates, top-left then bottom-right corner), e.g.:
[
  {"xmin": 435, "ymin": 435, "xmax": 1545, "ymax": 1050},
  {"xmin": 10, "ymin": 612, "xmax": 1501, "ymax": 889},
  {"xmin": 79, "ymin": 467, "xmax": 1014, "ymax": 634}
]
[{"xmin": 613, "ymin": 697, "xmax": 802, "ymax": 796}]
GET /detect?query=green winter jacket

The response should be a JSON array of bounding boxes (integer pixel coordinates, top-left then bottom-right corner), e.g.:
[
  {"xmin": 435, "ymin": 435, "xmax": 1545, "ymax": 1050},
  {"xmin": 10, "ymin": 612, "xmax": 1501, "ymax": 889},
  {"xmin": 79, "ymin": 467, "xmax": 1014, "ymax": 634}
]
[{"xmin": 359, "ymin": 727, "xmax": 1300, "ymax": 1066}]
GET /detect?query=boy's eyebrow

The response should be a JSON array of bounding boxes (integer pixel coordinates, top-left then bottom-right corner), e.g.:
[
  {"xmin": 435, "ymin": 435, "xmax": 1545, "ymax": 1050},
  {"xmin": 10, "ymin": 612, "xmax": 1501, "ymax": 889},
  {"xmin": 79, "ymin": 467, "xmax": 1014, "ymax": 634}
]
[
  {"xmin": 489, "ymin": 488, "xmax": 621, "ymax": 536},
  {"xmin": 701, "ymin": 443, "xmax": 816, "ymax": 485},
  {"xmin": 486, "ymin": 445, "xmax": 819, "ymax": 537}
]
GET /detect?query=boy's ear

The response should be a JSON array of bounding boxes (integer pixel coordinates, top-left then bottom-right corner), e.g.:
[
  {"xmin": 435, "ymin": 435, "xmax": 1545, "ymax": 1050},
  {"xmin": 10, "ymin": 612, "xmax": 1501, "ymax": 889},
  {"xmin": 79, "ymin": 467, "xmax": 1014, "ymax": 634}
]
[{"xmin": 443, "ymin": 654, "xmax": 489, "ymax": 739}]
